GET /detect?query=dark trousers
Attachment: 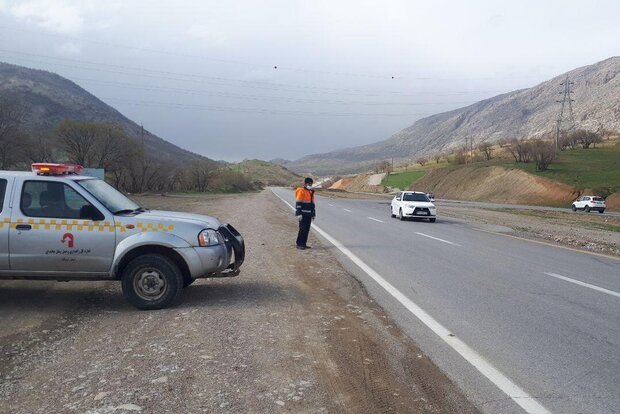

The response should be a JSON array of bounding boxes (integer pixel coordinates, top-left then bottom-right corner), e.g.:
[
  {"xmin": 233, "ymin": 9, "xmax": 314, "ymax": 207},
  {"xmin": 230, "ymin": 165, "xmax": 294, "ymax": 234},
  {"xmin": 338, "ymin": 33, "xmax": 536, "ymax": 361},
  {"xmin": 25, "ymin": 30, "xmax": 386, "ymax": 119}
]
[{"xmin": 296, "ymin": 215, "xmax": 312, "ymax": 247}]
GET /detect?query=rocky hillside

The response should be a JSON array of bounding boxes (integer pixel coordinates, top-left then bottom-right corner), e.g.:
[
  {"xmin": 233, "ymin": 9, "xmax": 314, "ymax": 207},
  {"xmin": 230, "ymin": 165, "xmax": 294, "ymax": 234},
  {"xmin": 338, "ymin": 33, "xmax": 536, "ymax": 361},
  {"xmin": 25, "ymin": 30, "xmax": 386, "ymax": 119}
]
[
  {"xmin": 0, "ymin": 62, "xmax": 206, "ymax": 163},
  {"xmin": 289, "ymin": 57, "xmax": 620, "ymax": 175}
]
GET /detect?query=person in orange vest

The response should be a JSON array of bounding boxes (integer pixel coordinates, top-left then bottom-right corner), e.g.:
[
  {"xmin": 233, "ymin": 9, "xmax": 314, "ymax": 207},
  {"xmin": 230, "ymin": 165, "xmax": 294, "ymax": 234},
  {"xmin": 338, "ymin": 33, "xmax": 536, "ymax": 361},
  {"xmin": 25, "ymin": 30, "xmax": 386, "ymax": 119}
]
[{"xmin": 295, "ymin": 177, "xmax": 315, "ymax": 250}]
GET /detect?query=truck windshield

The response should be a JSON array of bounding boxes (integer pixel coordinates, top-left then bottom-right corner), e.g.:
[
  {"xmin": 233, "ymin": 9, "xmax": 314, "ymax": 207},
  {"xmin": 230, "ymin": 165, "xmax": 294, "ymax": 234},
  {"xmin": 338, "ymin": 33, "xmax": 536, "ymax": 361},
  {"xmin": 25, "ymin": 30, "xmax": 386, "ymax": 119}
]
[{"xmin": 78, "ymin": 179, "xmax": 141, "ymax": 214}]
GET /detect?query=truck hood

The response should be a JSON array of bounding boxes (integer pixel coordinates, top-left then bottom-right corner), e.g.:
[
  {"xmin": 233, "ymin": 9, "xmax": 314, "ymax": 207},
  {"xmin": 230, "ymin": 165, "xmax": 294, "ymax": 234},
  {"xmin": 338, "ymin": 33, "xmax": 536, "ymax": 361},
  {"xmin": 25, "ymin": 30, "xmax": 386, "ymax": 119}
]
[{"xmin": 137, "ymin": 210, "xmax": 222, "ymax": 229}]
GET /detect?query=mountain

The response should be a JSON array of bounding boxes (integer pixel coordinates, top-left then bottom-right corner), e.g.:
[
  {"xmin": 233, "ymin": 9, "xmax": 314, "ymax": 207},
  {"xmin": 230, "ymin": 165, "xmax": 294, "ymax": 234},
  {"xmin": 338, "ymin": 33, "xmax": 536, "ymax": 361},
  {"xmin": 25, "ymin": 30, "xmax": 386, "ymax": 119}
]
[
  {"xmin": 0, "ymin": 61, "xmax": 206, "ymax": 163},
  {"xmin": 288, "ymin": 57, "xmax": 620, "ymax": 175}
]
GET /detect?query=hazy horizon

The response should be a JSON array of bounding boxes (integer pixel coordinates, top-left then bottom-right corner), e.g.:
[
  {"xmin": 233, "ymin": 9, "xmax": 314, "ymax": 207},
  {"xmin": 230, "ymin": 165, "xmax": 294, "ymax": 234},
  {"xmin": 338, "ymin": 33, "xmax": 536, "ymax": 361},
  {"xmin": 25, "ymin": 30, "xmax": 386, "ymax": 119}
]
[{"xmin": 1, "ymin": 0, "xmax": 619, "ymax": 162}]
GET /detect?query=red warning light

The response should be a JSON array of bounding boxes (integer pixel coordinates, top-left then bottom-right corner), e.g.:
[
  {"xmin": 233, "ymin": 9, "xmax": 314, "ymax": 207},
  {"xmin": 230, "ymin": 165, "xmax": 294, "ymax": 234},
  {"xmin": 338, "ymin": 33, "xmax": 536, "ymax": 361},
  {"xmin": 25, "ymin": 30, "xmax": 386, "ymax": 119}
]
[{"xmin": 32, "ymin": 163, "xmax": 84, "ymax": 176}]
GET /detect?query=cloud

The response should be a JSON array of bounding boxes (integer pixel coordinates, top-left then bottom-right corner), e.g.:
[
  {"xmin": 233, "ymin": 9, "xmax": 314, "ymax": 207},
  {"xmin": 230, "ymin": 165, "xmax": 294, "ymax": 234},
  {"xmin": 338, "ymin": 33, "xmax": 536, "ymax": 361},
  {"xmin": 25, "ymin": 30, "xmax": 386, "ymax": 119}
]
[
  {"xmin": 186, "ymin": 24, "xmax": 227, "ymax": 47},
  {"xmin": 8, "ymin": 0, "xmax": 85, "ymax": 34},
  {"xmin": 54, "ymin": 41, "xmax": 81, "ymax": 55},
  {"xmin": 1, "ymin": 0, "xmax": 123, "ymax": 35}
]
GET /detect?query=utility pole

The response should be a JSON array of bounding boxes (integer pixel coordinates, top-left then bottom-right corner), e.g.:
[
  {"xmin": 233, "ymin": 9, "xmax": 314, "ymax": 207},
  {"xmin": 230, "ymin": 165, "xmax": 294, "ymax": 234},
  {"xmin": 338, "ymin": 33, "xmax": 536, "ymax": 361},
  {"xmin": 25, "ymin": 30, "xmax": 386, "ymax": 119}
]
[{"xmin": 555, "ymin": 75, "xmax": 575, "ymax": 150}]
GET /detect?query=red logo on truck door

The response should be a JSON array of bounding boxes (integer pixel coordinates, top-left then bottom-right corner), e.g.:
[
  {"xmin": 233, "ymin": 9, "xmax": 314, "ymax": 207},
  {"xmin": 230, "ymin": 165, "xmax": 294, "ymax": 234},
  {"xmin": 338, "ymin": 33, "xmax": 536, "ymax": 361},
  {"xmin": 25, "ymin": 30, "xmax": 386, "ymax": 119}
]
[{"xmin": 61, "ymin": 233, "xmax": 74, "ymax": 248}]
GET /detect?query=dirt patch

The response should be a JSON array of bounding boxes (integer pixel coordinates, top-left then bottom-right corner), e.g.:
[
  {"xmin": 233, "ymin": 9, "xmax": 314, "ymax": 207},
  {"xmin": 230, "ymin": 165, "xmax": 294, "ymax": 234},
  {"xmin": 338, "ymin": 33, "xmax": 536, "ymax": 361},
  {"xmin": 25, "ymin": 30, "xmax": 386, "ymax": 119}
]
[
  {"xmin": 0, "ymin": 191, "xmax": 477, "ymax": 413},
  {"xmin": 605, "ymin": 192, "xmax": 620, "ymax": 211},
  {"xmin": 415, "ymin": 165, "xmax": 581, "ymax": 206},
  {"xmin": 328, "ymin": 177, "xmax": 355, "ymax": 190}
]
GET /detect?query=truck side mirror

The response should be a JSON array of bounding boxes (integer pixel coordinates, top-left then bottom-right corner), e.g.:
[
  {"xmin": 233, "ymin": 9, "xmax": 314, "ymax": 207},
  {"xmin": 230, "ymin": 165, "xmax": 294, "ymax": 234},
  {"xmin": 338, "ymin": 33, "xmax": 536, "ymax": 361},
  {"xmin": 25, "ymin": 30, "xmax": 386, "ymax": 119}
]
[{"xmin": 80, "ymin": 205, "xmax": 104, "ymax": 221}]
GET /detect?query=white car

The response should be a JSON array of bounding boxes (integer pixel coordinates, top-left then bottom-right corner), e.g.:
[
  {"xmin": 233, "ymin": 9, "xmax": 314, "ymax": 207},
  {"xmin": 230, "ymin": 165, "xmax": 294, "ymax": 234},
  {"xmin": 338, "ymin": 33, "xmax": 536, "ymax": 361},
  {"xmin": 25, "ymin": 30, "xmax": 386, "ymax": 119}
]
[
  {"xmin": 572, "ymin": 195, "xmax": 606, "ymax": 213},
  {"xmin": 390, "ymin": 191, "xmax": 437, "ymax": 222}
]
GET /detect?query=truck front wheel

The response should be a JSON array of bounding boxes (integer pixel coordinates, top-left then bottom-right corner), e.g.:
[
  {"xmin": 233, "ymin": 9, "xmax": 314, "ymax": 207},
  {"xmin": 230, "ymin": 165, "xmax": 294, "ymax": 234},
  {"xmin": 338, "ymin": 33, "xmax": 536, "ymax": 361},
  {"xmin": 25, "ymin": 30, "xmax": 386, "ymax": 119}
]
[{"xmin": 121, "ymin": 254, "xmax": 183, "ymax": 310}]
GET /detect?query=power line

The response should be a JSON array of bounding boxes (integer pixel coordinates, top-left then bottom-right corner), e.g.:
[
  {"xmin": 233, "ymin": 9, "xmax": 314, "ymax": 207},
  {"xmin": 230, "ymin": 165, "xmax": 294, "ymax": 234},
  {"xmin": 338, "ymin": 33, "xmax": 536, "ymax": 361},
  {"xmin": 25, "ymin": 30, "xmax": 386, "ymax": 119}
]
[
  {"xmin": 0, "ymin": 49, "xmax": 507, "ymax": 97},
  {"xmin": 71, "ymin": 76, "xmax": 474, "ymax": 107},
  {"xmin": 0, "ymin": 24, "xmax": 546, "ymax": 81}
]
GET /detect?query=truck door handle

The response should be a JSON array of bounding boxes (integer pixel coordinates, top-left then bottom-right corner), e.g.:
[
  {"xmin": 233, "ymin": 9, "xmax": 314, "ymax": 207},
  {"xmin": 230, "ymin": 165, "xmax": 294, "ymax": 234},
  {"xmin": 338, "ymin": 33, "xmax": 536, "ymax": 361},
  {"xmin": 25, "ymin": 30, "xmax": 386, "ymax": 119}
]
[{"xmin": 16, "ymin": 224, "xmax": 32, "ymax": 231}]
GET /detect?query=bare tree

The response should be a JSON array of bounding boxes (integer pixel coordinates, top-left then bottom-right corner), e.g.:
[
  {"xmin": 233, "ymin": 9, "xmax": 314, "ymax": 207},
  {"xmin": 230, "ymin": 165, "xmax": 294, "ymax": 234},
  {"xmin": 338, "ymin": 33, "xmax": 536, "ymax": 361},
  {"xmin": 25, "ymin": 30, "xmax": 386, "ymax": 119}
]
[
  {"xmin": 568, "ymin": 129, "xmax": 602, "ymax": 149},
  {"xmin": 0, "ymin": 98, "xmax": 29, "ymax": 169},
  {"xmin": 477, "ymin": 142, "xmax": 494, "ymax": 160},
  {"xmin": 433, "ymin": 153, "xmax": 442, "ymax": 164},
  {"xmin": 530, "ymin": 139, "xmax": 556, "ymax": 171},
  {"xmin": 506, "ymin": 138, "xmax": 532, "ymax": 163},
  {"xmin": 54, "ymin": 120, "xmax": 99, "ymax": 165},
  {"xmin": 416, "ymin": 157, "xmax": 428, "ymax": 166},
  {"xmin": 450, "ymin": 146, "xmax": 468, "ymax": 165}
]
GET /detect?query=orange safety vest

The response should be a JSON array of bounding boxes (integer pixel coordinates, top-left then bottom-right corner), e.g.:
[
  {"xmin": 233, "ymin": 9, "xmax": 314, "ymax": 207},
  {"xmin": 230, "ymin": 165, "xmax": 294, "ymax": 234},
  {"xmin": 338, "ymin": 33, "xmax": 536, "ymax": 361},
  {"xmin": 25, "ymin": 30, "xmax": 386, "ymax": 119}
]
[
  {"xmin": 295, "ymin": 187, "xmax": 314, "ymax": 203},
  {"xmin": 295, "ymin": 187, "xmax": 315, "ymax": 216}
]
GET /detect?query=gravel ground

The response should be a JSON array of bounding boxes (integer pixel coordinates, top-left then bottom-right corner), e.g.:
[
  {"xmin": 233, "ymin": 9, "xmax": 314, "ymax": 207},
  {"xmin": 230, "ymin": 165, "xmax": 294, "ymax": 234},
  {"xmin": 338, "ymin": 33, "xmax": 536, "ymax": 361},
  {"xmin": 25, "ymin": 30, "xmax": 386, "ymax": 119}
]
[{"xmin": 0, "ymin": 191, "xmax": 477, "ymax": 414}]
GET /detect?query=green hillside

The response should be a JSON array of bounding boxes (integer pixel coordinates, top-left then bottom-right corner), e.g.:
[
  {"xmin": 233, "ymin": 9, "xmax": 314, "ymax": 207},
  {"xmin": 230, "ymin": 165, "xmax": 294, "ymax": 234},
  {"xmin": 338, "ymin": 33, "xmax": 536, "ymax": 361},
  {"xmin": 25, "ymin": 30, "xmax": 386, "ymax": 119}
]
[
  {"xmin": 512, "ymin": 141, "xmax": 620, "ymax": 194},
  {"xmin": 382, "ymin": 170, "xmax": 427, "ymax": 189}
]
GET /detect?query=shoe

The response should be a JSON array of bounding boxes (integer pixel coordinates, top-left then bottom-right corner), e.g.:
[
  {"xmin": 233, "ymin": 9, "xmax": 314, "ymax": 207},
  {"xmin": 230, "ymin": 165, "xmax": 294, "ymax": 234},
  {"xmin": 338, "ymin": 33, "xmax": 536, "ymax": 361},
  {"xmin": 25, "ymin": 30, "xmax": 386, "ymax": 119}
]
[
  {"xmin": 303, "ymin": 246, "xmax": 311, "ymax": 249},
  {"xmin": 296, "ymin": 245, "xmax": 306, "ymax": 250}
]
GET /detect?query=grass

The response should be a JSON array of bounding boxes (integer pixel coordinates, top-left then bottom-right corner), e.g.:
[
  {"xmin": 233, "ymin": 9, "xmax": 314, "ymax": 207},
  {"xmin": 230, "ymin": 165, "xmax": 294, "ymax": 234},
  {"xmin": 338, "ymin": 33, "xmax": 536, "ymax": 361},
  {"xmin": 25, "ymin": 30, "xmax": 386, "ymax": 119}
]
[
  {"xmin": 510, "ymin": 141, "xmax": 620, "ymax": 192},
  {"xmin": 382, "ymin": 170, "xmax": 427, "ymax": 189}
]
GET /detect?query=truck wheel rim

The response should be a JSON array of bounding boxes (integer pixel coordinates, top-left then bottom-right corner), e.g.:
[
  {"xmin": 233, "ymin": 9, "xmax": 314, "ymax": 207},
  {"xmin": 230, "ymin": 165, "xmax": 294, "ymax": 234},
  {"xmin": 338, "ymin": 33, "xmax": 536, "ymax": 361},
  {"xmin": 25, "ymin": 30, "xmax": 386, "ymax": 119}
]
[{"xmin": 134, "ymin": 269, "xmax": 166, "ymax": 301}]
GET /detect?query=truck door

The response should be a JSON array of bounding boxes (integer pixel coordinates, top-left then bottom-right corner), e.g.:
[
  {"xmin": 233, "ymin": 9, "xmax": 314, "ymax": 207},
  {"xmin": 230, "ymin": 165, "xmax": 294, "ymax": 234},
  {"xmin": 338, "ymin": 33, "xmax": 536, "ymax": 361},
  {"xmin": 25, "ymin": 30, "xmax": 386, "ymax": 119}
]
[
  {"xmin": 9, "ymin": 179, "xmax": 116, "ymax": 274},
  {"xmin": 0, "ymin": 178, "xmax": 10, "ymax": 270}
]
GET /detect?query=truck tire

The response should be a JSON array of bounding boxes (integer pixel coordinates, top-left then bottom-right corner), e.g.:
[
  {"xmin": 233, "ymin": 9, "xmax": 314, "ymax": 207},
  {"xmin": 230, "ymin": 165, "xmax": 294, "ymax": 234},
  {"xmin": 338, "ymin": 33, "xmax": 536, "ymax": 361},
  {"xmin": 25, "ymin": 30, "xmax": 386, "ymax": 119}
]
[
  {"xmin": 429, "ymin": 218, "xmax": 436, "ymax": 223},
  {"xmin": 121, "ymin": 254, "xmax": 183, "ymax": 310},
  {"xmin": 182, "ymin": 275, "xmax": 196, "ymax": 288}
]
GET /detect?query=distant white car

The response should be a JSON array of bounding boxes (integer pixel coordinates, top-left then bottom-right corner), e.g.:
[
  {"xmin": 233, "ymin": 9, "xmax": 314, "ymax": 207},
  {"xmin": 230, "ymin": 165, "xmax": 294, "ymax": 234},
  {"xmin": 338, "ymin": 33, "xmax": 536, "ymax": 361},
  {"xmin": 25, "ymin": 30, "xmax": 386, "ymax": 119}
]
[
  {"xmin": 426, "ymin": 192, "xmax": 435, "ymax": 202},
  {"xmin": 572, "ymin": 195, "xmax": 606, "ymax": 213},
  {"xmin": 391, "ymin": 191, "xmax": 437, "ymax": 222}
]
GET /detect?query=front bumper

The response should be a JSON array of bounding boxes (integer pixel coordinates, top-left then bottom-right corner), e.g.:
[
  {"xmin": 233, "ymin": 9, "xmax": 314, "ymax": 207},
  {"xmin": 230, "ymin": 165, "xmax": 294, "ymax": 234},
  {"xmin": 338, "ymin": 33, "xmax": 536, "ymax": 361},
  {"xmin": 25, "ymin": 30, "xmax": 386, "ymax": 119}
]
[
  {"xmin": 404, "ymin": 207, "xmax": 437, "ymax": 217},
  {"xmin": 176, "ymin": 224, "xmax": 245, "ymax": 279},
  {"xmin": 216, "ymin": 224, "xmax": 245, "ymax": 276}
]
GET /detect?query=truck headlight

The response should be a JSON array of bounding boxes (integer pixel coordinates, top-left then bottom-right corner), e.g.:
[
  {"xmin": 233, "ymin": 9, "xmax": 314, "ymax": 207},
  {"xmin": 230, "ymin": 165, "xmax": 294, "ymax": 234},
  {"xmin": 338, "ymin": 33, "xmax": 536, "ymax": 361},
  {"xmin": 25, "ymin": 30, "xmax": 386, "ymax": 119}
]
[{"xmin": 198, "ymin": 229, "xmax": 221, "ymax": 246}]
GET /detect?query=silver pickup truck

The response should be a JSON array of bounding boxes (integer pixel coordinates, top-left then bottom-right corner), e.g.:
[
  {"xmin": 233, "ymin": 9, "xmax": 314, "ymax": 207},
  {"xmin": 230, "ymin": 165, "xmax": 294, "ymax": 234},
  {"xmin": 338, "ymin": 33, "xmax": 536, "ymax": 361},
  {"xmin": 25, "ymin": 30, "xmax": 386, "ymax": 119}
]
[{"xmin": 0, "ymin": 165, "xmax": 245, "ymax": 310}]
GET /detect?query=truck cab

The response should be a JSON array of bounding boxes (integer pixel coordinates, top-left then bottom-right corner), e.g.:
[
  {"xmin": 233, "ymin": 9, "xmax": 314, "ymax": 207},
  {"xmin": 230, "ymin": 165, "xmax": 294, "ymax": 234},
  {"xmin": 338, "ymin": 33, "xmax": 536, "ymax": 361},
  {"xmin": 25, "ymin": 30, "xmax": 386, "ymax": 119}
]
[{"xmin": 0, "ymin": 164, "xmax": 245, "ymax": 310}]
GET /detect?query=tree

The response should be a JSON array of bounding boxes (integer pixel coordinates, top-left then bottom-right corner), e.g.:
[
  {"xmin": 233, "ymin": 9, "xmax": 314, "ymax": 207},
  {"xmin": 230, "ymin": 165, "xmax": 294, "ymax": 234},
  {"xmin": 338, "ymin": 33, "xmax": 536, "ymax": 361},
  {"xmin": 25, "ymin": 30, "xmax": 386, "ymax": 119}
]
[
  {"xmin": 477, "ymin": 142, "xmax": 494, "ymax": 161},
  {"xmin": 530, "ymin": 139, "xmax": 556, "ymax": 171},
  {"xmin": 0, "ymin": 98, "xmax": 29, "ymax": 169},
  {"xmin": 450, "ymin": 146, "xmax": 468, "ymax": 165},
  {"xmin": 374, "ymin": 160, "xmax": 391, "ymax": 173},
  {"xmin": 416, "ymin": 157, "xmax": 428, "ymax": 166},
  {"xmin": 568, "ymin": 129, "xmax": 602, "ymax": 149},
  {"xmin": 433, "ymin": 153, "xmax": 442, "ymax": 164},
  {"xmin": 506, "ymin": 138, "xmax": 532, "ymax": 163},
  {"xmin": 54, "ymin": 120, "xmax": 99, "ymax": 166}
]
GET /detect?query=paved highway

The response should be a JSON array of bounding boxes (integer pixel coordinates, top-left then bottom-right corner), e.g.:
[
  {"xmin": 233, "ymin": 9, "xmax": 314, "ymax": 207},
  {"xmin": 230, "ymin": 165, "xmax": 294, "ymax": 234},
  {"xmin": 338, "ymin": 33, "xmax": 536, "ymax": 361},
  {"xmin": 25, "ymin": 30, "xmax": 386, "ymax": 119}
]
[{"xmin": 272, "ymin": 188, "xmax": 620, "ymax": 414}]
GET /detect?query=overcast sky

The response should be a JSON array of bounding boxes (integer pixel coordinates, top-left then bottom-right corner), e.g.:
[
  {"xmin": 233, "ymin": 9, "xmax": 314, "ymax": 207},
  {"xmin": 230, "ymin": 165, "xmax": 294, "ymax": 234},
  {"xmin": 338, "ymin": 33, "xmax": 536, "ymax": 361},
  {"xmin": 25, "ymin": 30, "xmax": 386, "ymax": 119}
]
[{"xmin": 0, "ymin": 0, "xmax": 618, "ymax": 161}]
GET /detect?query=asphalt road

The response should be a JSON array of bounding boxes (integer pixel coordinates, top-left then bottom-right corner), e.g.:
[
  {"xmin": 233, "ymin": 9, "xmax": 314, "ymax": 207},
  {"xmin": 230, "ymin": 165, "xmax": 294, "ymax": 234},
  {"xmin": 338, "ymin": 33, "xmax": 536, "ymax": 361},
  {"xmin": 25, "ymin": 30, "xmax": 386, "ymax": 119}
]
[
  {"xmin": 437, "ymin": 198, "xmax": 620, "ymax": 218},
  {"xmin": 272, "ymin": 188, "xmax": 620, "ymax": 414}
]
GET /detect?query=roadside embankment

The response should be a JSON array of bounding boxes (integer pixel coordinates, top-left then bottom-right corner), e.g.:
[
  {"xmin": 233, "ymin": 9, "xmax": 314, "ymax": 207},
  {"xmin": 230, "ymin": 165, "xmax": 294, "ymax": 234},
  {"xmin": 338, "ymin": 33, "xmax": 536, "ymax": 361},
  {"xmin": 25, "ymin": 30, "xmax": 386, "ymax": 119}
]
[{"xmin": 413, "ymin": 165, "xmax": 582, "ymax": 206}]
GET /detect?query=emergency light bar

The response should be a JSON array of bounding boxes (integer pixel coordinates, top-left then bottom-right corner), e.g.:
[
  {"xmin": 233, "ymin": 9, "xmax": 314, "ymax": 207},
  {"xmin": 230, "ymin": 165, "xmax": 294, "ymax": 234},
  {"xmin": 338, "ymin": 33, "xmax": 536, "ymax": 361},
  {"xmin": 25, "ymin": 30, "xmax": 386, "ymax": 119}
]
[{"xmin": 32, "ymin": 163, "xmax": 84, "ymax": 176}]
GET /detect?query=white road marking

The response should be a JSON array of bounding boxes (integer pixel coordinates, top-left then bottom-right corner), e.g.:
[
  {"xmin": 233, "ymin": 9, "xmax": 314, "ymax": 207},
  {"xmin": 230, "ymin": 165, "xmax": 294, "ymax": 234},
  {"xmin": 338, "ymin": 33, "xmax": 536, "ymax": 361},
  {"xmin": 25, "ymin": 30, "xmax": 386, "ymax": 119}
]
[
  {"xmin": 343, "ymin": 208, "xmax": 352, "ymax": 212},
  {"xmin": 271, "ymin": 189, "xmax": 550, "ymax": 414},
  {"xmin": 328, "ymin": 203, "xmax": 335, "ymax": 206},
  {"xmin": 367, "ymin": 217, "xmax": 385, "ymax": 223},
  {"xmin": 544, "ymin": 272, "xmax": 620, "ymax": 298},
  {"xmin": 415, "ymin": 232, "xmax": 460, "ymax": 246}
]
